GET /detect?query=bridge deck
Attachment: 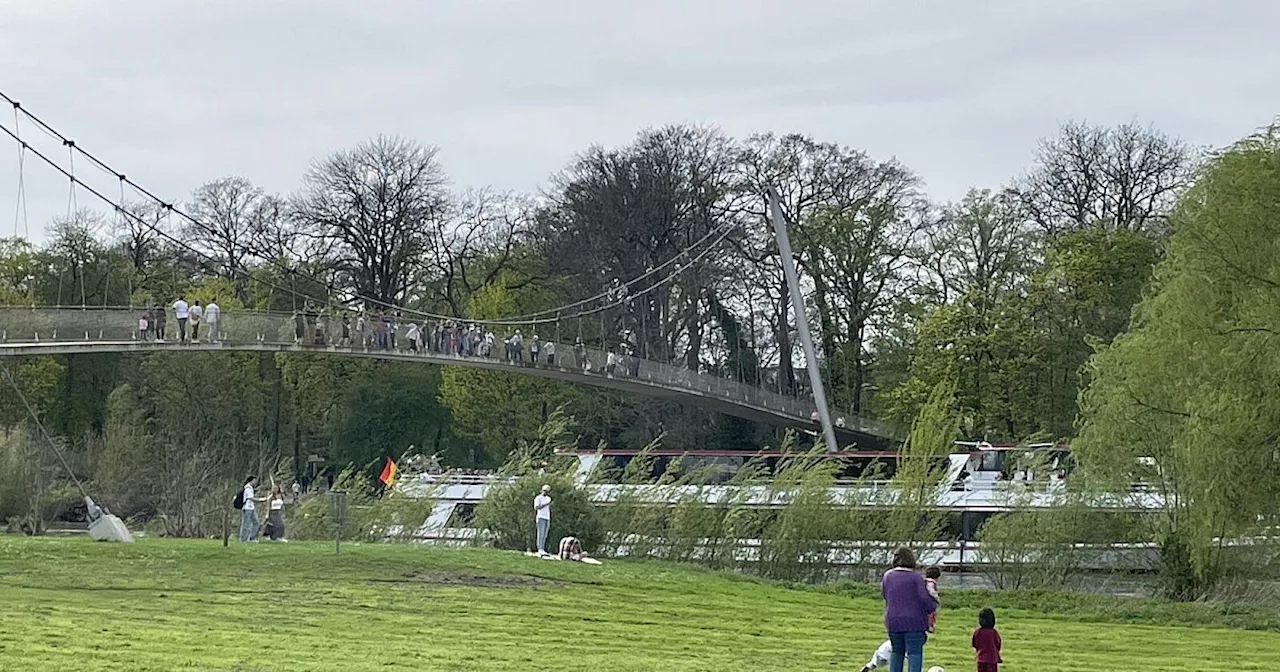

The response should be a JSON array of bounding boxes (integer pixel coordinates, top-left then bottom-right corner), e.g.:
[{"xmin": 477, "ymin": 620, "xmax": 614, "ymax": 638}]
[{"xmin": 0, "ymin": 307, "xmax": 899, "ymax": 447}]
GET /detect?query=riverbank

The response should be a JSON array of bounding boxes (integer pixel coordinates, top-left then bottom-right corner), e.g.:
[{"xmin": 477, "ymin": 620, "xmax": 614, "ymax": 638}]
[{"xmin": 0, "ymin": 536, "xmax": 1277, "ymax": 670}]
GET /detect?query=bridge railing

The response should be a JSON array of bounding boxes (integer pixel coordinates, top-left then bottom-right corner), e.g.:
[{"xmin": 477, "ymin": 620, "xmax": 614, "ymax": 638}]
[{"xmin": 0, "ymin": 306, "xmax": 897, "ymax": 439}]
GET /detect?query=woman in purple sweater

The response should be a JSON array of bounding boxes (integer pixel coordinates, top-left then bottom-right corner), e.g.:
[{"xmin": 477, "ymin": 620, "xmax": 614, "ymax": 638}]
[{"xmin": 881, "ymin": 547, "xmax": 938, "ymax": 672}]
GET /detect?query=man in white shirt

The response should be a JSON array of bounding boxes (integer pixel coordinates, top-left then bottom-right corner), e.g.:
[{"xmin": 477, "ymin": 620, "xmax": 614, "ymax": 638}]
[
  {"xmin": 189, "ymin": 300, "xmax": 204, "ymax": 343},
  {"xmin": 533, "ymin": 484, "xmax": 552, "ymax": 556},
  {"xmin": 205, "ymin": 300, "xmax": 221, "ymax": 344},
  {"xmin": 238, "ymin": 475, "xmax": 261, "ymax": 542},
  {"xmin": 172, "ymin": 296, "xmax": 190, "ymax": 343}
]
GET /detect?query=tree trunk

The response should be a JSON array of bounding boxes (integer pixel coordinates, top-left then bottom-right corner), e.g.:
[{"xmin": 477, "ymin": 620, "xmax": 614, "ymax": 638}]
[
  {"xmin": 808, "ymin": 248, "xmax": 839, "ymax": 361},
  {"xmin": 850, "ymin": 322, "xmax": 866, "ymax": 414},
  {"xmin": 685, "ymin": 295, "xmax": 703, "ymax": 372}
]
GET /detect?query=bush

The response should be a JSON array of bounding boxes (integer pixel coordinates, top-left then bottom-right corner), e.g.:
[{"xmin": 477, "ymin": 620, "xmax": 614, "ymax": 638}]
[
  {"xmin": 976, "ymin": 494, "xmax": 1152, "ymax": 590},
  {"xmin": 473, "ymin": 472, "xmax": 603, "ymax": 552},
  {"xmin": 0, "ymin": 427, "xmax": 74, "ymax": 535},
  {"xmin": 756, "ymin": 451, "xmax": 844, "ymax": 582},
  {"xmin": 288, "ymin": 467, "xmax": 437, "ymax": 542}
]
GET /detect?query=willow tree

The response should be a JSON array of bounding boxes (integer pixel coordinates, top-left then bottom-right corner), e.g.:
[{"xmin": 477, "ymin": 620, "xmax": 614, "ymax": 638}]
[
  {"xmin": 886, "ymin": 378, "xmax": 959, "ymax": 548},
  {"xmin": 1075, "ymin": 125, "xmax": 1280, "ymax": 599}
]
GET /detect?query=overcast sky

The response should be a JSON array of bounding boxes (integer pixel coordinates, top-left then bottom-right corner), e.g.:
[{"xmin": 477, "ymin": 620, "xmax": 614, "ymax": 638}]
[{"xmin": 1, "ymin": 0, "xmax": 1277, "ymax": 242}]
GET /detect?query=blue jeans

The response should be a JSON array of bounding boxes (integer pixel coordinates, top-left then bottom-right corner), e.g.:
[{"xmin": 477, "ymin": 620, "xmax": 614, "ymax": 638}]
[
  {"xmin": 536, "ymin": 518, "xmax": 550, "ymax": 554},
  {"xmin": 888, "ymin": 631, "xmax": 927, "ymax": 672},
  {"xmin": 239, "ymin": 508, "xmax": 260, "ymax": 542}
]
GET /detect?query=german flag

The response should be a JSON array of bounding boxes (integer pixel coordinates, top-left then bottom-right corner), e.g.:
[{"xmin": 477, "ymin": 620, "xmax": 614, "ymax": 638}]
[{"xmin": 378, "ymin": 457, "xmax": 398, "ymax": 488}]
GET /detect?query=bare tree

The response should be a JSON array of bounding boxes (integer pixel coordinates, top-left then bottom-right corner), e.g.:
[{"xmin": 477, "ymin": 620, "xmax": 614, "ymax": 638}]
[
  {"xmin": 46, "ymin": 209, "xmax": 107, "ymax": 306},
  {"xmin": 293, "ymin": 136, "xmax": 449, "ymax": 307},
  {"xmin": 542, "ymin": 125, "xmax": 739, "ymax": 366},
  {"xmin": 1016, "ymin": 121, "xmax": 1195, "ymax": 235},
  {"xmin": 187, "ymin": 177, "xmax": 278, "ymax": 276},
  {"xmin": 114, "ymin": 200, "xmax": 169, "ymax": 273},
  {"xmin": 417, "ymin": 189, "xmax": 535, "ymax": 316}
]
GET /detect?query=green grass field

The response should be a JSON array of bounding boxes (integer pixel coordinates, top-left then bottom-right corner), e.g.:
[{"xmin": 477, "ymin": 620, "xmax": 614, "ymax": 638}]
[{"xmin": 0, "ymin": 537, "xmax": 1275, "ymax": 671}]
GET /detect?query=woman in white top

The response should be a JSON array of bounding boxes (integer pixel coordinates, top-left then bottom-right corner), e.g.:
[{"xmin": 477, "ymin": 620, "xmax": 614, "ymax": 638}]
[
  {"xmin": 264, "ymin": 484, "xmax": 287, "ymax": 541},
  {"xmin": 406, "ymin": 323, "xmax": 421, "ymax": 353},
  {"xmin": 238, "ymin": 476, "xmax": 264, "ymax": 542}
]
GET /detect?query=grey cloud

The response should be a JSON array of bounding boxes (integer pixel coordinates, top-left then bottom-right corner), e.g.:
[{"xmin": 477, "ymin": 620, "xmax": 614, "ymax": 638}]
[{"xmin": 0, "ymin": 0, "xmax": 1277, "ymax": 242}]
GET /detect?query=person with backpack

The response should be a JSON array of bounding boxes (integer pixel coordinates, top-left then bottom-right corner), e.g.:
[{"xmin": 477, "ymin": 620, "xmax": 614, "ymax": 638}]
[{"xmin": 234, "ymin": 475, "xmax": 265, "ymax": 542}]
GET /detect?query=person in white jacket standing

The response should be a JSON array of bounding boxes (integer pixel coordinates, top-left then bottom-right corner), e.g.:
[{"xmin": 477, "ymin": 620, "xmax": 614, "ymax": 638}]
[
  {"xmin": 533, "ymin": 485, "xmax": 552, "ymax": 556},
  {"xmin": 205, "ymin": 300, "xmax": 221, "ymax": 344}
]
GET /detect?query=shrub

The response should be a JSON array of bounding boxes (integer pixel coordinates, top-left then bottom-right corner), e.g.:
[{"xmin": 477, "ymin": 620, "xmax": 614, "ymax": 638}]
[
  {"xmin": 756, "ymin": 450, "xmax": 843, "ymax": 582},
  {"xmin": 473, "ymin": 472, "xmax": 603, "ymax": 552},
  {"xmin": 0, "ymin": 427, "xmax": 74, "ymax": 535},
  {"xmin": 288, "ymin": 467, "xmax": 437, "ymax": 542},
  {"xmin": 977, "ymin": 493, "xmax": 1153, "ymax": 590}
]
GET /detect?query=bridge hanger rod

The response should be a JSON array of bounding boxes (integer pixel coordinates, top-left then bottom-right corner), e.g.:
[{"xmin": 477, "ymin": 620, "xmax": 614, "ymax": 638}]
[
  {"xmin": 1, "ymin": 90, "xmax": 738, "ymax": 327},
  {"xmin": 0, "ymin": 114, "xmax": 723, "ymax": 328}
]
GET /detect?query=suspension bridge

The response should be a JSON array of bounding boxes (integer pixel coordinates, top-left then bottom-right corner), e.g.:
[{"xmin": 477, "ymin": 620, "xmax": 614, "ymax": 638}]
[
  {"xmin": 0, "ymin": 306, "xmax": 899, "ymax": 447},
  {"xmin": 0, "ymin": 91, "xmax": 900, "ymax": 448}
]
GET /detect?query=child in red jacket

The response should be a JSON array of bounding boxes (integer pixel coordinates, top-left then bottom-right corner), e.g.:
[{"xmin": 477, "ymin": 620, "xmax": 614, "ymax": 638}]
[{"xmin": 972, "ymin": 608, "xmax": 1002, "ymax": 672}]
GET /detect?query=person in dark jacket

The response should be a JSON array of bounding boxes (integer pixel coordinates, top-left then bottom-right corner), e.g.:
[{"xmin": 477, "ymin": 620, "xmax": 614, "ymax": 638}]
[{"xmin": 881, "ymin": 546, "xmax": 938, "ymax": 672}]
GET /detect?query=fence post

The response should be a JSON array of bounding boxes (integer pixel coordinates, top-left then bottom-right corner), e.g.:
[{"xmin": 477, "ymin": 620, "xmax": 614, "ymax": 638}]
[{"xmin": 329, "ymin": 490, "xmax": 348, "ymax": 555}]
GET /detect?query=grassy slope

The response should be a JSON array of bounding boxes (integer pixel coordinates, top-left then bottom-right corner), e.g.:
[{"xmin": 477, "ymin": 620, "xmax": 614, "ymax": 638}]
[{"xmin": 0, "ymin": 538, "xmax": 1275, "ymax": 671}]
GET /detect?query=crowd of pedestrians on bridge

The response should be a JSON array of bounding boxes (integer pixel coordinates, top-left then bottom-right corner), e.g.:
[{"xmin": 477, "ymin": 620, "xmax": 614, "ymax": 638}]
[
  {"xmin": 138, "ymin": 296, "xmax": 220, "ymax": 344},
  {"xmin": 285, "ymin": 304, "xmax": 645, "ymax": 378}
]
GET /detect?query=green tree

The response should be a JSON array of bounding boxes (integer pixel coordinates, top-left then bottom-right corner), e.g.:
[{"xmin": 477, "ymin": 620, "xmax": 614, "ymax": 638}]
[
  {"xmin": 330, "ymin": 364, "xmax": 467, "ymax": 469},
  {"xmin": 0, "ymin": 237, "xmax": 38, "ymax": 304},
  {"xmin": 1075, "ymin": 125, "xmax": 1280, "ymax": 598},
  {"xmin": 886, "ymin": 190, "xmax": 1047, "ymax": 440},
  {"xmin": 0, "ymin": 357, "xmax": 66, "ymax": 426},
  {"xmin": 1030, "ymin": 227, "xmax": 1164, "ymax": 437},
  {"xmin": 885, "ymin": 379, "xmax": 958, "ymax": 547},
  {"xmin": 439, "ymin": 282, "xmax": 582, "ymax": 462}
]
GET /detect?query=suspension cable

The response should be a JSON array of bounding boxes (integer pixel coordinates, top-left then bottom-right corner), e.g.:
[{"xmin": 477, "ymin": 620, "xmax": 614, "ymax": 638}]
[
  {"xmin": 0, "ymin": 92, "xmax": 741, "ymax": 328},
  {"xmin": 0, "ymin": 364, "xmax": 90, "ymax": 500},
  {"xmin": 11, "ymin": 102, "xmax": 28, "ymax": 239}
]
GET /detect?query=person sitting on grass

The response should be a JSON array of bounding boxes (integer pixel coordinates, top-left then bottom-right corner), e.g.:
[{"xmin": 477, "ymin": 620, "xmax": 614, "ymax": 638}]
[
  {"xmin": 859, "ymin": 639, "xmax": 893, "ymax": 672},
  {"xmin": 972, "ymin": 608, "xmax": 1002, "ymax": 672},
  {"xmin": 557, "ymin": 535, "xmax": 588, "ymax": 562}
]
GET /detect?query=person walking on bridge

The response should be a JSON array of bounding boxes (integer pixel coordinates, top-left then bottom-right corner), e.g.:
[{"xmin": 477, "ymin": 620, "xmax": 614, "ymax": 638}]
[
  {"xmin": 172, "ymin": 296, "xmax": 190, "ymax": 342},
  {"xmin": 205, "ymin": 300, "xmax": 220, "ymax": 344},
  {"xmin": 534, "ymin": 484, "xmax": 552, "ymax": 556},
  {"xmin": 153, "ymin": 304, "xmax": 167, "ymax": 342},
  {"xmin": 189, "ymin": 300, "xmax": 203, "ymax": 343}
]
